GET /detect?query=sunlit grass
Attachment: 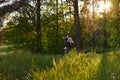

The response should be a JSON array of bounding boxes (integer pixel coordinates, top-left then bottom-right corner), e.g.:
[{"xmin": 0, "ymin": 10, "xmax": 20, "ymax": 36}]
[
  {"xmin": 0, "ymin": 48, "xmax": 120, "ymax": 80},
  {"xmin": 26, "ymin": 50, "xmax": 120, "ymax": 80},
  {"xmin": 0, "ymin": 45, "xmax": 14, "ymax": 53}
]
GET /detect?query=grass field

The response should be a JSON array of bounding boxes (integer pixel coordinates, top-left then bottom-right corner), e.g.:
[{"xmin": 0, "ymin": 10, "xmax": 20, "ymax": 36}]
[{"xmin": 0, "ymin": 45, "xmax": 120, "ymax": 80}]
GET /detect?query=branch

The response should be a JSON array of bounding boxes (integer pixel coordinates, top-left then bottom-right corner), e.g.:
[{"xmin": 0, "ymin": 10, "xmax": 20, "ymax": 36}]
[
  {"xmin": 66, "ymin": 0, "xmax": 73, "ymax": 6},
  {"xmin": 0, "ymin": 0, "xmax": 28, "ymax": 17},
  {"xmin": 64, "ymin": 11, "xmax": 74, "ymax": 16},
  {"xmin": 23, "ymin": 7, "xmax": 36, "ymax": 27},
  {"xmin": 0, "ymin": 0, "xmax": 7, "ymax": 4}
]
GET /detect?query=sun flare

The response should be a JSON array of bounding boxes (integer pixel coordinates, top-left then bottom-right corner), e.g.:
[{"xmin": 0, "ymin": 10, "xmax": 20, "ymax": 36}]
[
  {"xmin": 100, "ymin": 1, "xmax": 111, "ymax": 12},
  {"xmin": 89, "ymin": 0, "xmax": 111, "ymax": 14}
]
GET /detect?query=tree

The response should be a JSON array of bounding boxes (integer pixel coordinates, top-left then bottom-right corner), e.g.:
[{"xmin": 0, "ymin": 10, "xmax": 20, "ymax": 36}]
[
  {"xmin": 103, "ymin": 0, "xmax": 109, "ymax": 49},
  {"xmin": 0, "ymin": 0, "xmax": 28, "ymax": 17},
  {"xmin": 0, "ymin": 0, "xmax": 28, "ymax": 28},
  {"xmin": 65, "ymin": 0, "xmax": 82, "ymax": 52},
  {"xmin": 54, "ymin": 0, "xmax": 59, "ymax": 53},
  {"xmin": 0, "ymin": 0, "xmax": 43, "ymax": 52},
  {"xmin": 73, "ymin": 0, "xmax": 82, "ymax": 52},
  {"xmin": 0, "ymin": 0, "xmax": 8, "ymax": 4},
  {"xmin": 107, "ymin": 0, "xmax": 120, "ymax": 49},
  {"xmin": 36, "ymin": 0, "xmax": 42, "ymax": 52}
]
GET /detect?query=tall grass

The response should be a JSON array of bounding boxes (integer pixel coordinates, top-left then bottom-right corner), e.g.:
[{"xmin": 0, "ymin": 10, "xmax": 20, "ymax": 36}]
[
  {"xmin": 98, "ymin": 51, "xmax": 120, "ymax": 80},
  {"xmin": 0, "ymin": 52, "xmax": 61, "ymax": 80},
  {"xmin": 27, "ymin": 50, "xmax": 120, "ymax": 80},
  {"xmin": 27, "ymin": 51, "xmax": 101, "ymax": 80},
  {"xmin": 0, "ymin": 48, "xmax": 120, "ymax": 80}
]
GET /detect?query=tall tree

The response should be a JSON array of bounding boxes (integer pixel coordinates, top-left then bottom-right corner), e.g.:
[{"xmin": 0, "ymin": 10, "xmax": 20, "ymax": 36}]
[
  {"xmin": 0, "ymin": 0, "xmax": 43, "ymax": 52},
  {"xmin": 36, "ymin": 0, "xmax": 42, "ymax": 52},
  {"xmin": 0, "ymin": 0, "xmax": 28, "ymax": 17},
  {"xmin": 73, "ymin": 0, "xmax": 82, "ymax": 52},
  {"xmin": 103, "ymin": 0, "xmax": 108, "ymax": 49},
  {"xmin": 60, "ymin": 0, "xmax": 64, "ymax": 22},
  {"xmin": 0, "ymin": 0, "xmax": 28, "ymax": 27},
  {"xmin": 55, "ymin": 0, "xmax": 59, "ymax": 53}
]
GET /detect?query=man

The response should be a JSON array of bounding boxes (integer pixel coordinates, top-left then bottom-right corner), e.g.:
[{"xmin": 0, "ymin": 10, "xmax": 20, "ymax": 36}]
[{"xmin": 63, "ymin": 35, "xmax": 74, "ymax": 53}]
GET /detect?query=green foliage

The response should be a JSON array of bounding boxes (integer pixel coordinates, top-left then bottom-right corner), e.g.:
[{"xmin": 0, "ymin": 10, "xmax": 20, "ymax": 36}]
[
  {"xmin": 2, "ymin": 8, "xmax": 75, "ymax": 53},
  {"xmin": 0, "ymin": 46, "xmax": 120, "ymax": 80},
  {"xmin": 2, "ymin": 17, "xmax": 36, "ymax": 51},
  {"xmin": 0, "ymin": 0, "xmax": 120, "ymax": 79},
  {"xmin": 27, "ymin": 50, "xmax": 120, "ymax": 80},
  {"xmin": 98, "ymin": 51, "xmax": 120, "ymax": 80},
  {"xmin": 1, "ymin": 0, "xmax": 120, "ymax": 53},
  {"xmin": 0, "ymin": 51, "xmax": 61, "ymax": 80}
]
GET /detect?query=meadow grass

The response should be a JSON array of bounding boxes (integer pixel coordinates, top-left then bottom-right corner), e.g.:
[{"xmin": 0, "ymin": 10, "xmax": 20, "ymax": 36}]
[
  {"xmin": 0, "ymin": 51, "xmax": 61, "ymax": 80},
  {"xmin": 0, "ymin": 46, "xmax": 120, "ymax": 80},
  {"xmin": 27, "ymin": 50, "xmax": 120, "ymax": 80}
]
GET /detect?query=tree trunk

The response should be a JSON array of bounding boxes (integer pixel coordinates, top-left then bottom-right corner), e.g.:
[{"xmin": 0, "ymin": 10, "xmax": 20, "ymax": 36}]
[
  {"xmin": 103, "ymin": 0, "xmax": 108, "ymax": 49},
  {"xmin": 55, "ymin": 0, "xmax": 59, "ymax": 53},
  {"xmin": 36, "ymin": 0, "xmax": 42, "ymax": 52},
  {"xmin": 92, "ymin": 0, "xmax": 95, "ymax": 48},
  {"xmin": 73, "ymin": 0, "xmax": 82, "ymax": 52},
  {"xmin": 61, "ymin": 0, "xmax": 64, "ymax": 22}
]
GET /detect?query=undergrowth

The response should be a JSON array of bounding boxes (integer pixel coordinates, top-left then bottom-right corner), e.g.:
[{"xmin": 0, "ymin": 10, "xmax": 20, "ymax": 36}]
[{"xmin": 0, "ymin": 49, "xmax": 120, "ymax": 80}]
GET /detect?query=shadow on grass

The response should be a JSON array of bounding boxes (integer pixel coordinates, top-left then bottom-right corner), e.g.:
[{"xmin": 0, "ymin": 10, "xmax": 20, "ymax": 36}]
[{"xmin": 97, "ymin": 51, "xmax": 120, "ymax": 80}]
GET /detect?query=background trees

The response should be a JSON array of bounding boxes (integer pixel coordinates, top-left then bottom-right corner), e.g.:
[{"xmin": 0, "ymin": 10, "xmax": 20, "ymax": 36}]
[{"xmin": 0, "ymin": 0, "xmax": 119, "ymax": 53}]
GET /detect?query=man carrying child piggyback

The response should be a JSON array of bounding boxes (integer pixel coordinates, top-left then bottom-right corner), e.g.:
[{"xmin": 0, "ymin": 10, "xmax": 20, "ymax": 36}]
[{"xmin": 63, "ymin": 35, "xmax": 74, "ymax": 53}]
